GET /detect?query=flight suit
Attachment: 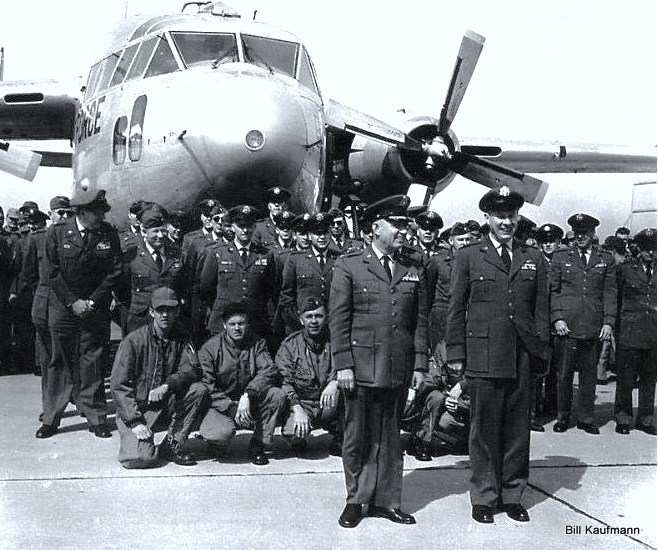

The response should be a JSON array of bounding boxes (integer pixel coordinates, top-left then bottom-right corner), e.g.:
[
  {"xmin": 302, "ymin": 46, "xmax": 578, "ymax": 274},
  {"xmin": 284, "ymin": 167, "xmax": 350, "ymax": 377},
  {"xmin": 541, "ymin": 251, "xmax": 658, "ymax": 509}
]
[
  {"xmin": 199, "ymin": 242, "xmax": 275, "ymax": 338},
  {"xmin": 123, "ymin": 241, "xmax": 187, "ymax": 333},
  {"xmin": 252, "ymin": 217, "xmax": 278, "ymax": 249},
  {"xmin": 280, "ymin": 248, "xmax": 340, "ymax": 334},
  {"xmin": 614, "ymin": 257, "xmax": 656, "ymax": 430},
  {"xmin": 550, "ymin": 247, "xmax": 617, "ymax": 425},
  {"xmin": 44, "ymin": 217, "xmax": 123, "ymax": 428},
  {"xmin": 446, "ymin": 237, "xmax": 549, "ymax": 508},
  {"xmin": 330, "ymin": 246, "xmax": 428, "ymax": 508}
]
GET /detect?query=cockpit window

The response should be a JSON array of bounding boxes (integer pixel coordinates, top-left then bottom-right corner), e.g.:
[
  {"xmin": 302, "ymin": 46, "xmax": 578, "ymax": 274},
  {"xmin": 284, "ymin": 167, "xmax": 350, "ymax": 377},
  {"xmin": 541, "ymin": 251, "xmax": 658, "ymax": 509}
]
[
  {"xmin": 86, "ymin": 53, "xmax": 120, "ymax": 98},
  {"xmin": 144, "ymin": 36, "xmax": 180, "ymax": 79},
  {"xmin": 110, "ymin": 43, "xmax": 140, "ymax": 87},
  {"xmin": 298, "ymin": 48, "xmax": 320, "ymax": 94},
  {"xmin": 241, "ymin": 35, "xmax": 298, "ymax": 78},
  {"xmin": 171, "ymin": 32, "xmax": 238, "ymax": 68},
  {"xmin": 125, "ymin": 37, "xmax": 158, "ymax": 82}
]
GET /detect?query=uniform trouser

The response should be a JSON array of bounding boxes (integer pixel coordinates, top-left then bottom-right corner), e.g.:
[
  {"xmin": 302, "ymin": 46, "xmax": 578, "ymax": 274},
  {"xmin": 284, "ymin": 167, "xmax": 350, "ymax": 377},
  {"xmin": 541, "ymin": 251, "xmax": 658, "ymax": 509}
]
[
  {"xmin": 413, "ymin": 390, "xmax": 445, "ymax": 443},
  {"xmin": 468, "ymin": 348, "xmax": 530, "ymax": 507},
  {"xmin": 0, "ymin": 300, "xmax": 11, "ymax": 371},
  {"xmin": 11, "ymin": 299, "xmax": 35, "ymax": 370},
  {"xmin": 33, "ymin": 321, "xmax": 51, "ymax": 376},
  {"xmin": 44, "ymin": 304, "xmax": 110, "ymax": 427},
  {"xmin": 597, "ymin": 338, "xmax": 614, "ymax": 380},
  {"xmin": 554, "ymin": 336, "xmax": 598, "ymax": 424},
  {"xmin": 116, "ymin": 382, "xmax": 209, "ymax": 469},
  {"xmin": 281, "ymin": 399, "xmax": 342, "ymax": 440},
  {"xmin": 342, "ymin": 386, "xmax": 404, "ymax": 508},
  {"xmin": 198, "ymin": 387, "xmax": 286, "ymax": 447},
  {"xmin": 428, "ymin": 307, "xmax": 447, "ymax": 367},
  {"xmin": 614, "ymin": 346, "xmax": 657, "ymax": 428}
]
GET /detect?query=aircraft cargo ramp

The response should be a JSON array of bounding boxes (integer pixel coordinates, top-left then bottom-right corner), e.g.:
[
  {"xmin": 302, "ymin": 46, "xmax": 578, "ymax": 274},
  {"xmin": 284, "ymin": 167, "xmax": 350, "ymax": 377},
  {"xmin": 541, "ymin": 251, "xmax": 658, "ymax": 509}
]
[{"xmin": 0, "ymin": 373, "xmax": 655, "ymax": 550}]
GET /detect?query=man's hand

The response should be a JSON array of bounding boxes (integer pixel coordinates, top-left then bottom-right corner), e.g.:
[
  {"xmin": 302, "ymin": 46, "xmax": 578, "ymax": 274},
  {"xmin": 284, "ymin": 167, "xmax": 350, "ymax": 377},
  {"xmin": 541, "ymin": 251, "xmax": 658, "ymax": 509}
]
[
  {"xmin": 599, "ymin": 324, "xmax": 613, "ymax": 341},
  {"xmin": 8, "ymin": 293, "xmax": 16, "ymax": 304},
  {"xmin": 70, "ymin": 299, "xmax": 91, "ymax": 317},
  {"xmin": 235, "ymin": 394, "xmax": 252, "ymax": 427},
  {"xmin": 148, "ymin": 384, "xmax": 169, "ymax": 403},
  {"xmin": 554, "ymin": 320, "xmax": 570, "ymax": 337},
  {"xmin": 292, "ymin": 405, "xmax": 311, "ymax": 439},
  {"xmin": 320, "ymin": 380, "xmax": 338, "ymax": 409},
  {"xmin": 131, "ymin": 423, "xmax": 152, "ymax": 441},
  {"xmin": 337, "ymin": 369, "xmax": 354, "ymax": 392},
  {"xmin": 445, "ymin": 383, "xmax": 463, "ymax": 414}
]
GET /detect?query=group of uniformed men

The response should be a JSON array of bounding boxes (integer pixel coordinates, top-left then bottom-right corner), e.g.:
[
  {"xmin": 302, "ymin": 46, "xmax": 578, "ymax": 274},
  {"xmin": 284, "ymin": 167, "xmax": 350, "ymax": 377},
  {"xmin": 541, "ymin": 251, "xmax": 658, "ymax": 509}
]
[{"xmin": 2, "ymin": 182, "xmax": 654, "ymax": 528}]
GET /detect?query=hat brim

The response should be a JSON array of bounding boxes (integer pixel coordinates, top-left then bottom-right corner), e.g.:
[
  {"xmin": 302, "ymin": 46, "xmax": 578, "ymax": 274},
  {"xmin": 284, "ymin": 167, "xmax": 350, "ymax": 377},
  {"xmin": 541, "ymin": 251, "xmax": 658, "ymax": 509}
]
[{"xmin": 151, "ymin": 299, "xmax": 179, "ymax": 308}]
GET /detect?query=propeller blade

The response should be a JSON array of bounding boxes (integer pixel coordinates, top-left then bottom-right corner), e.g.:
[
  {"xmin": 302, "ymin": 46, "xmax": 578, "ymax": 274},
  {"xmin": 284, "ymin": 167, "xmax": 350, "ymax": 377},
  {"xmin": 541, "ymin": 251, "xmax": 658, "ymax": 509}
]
[
  {"xmin": 439, "ymin": 30, "xmax": 485, "ymax": 136},
  {"xmin": 0, "ymin": 140, "xmax": 42, "ymax": 181},
  {"xmin": 452, "ymin": 151, "xmax": 548, "ymax": 206}
]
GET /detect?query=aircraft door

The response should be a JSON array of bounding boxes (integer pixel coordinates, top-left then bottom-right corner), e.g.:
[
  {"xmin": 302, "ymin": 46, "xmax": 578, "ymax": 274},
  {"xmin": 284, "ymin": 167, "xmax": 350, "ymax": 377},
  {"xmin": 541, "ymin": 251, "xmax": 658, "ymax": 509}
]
[{"xmin": 129, "ymin": 95, "xmax": 147, "ymax": 162}]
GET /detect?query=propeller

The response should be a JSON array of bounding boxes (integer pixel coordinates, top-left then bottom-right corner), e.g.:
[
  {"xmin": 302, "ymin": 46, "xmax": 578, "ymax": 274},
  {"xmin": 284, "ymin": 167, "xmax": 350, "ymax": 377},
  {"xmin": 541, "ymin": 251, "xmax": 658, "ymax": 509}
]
[
  {"xmin": 0, "ymin": 140, "xmax": 42, "ymax": 181},
  {"xmin": 408, "ymin": 31, "xmax": 550, "ymax": 206}
]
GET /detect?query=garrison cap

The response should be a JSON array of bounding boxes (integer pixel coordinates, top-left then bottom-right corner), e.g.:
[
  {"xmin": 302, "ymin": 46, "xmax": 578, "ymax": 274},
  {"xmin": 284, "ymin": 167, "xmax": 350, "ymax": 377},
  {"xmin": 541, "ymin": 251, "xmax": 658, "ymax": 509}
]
[
  {"xmin": 227, "ymin": 205, "xmax": 260, "ymax": 225},
  {"xmin": 615, "ymin": 226, "xmax": 631, "ymax": 236},
  {"xmin": 299, "ymin": 296, "xmax": 326, "ymax": 314},
  {"xmin": 407, "ymin": 205, "xmax": 428, "ymax": 218},
  {"xmin": 306, "ymin": 212, "xmax": 332, "ymax": 233},
  {"xmin": 362, "ymin": 195, "xmax": 411, "ymax": 227},
  {"xmin": 199, "ymin": 199, "xmax": 220, "ymax": 217},
  {"xmin": 24, "ymin": 207, "xmax": 50, "ymax": 223},
  {"xmin": 478, "ymin": 186, "xmax": 524, "ymax": 213},
  {"xmin": 140, "ymin": 207, "xmax": 167, "ymax": 229},
  {"xmin": 6, "ymin": 208, "xmax": 19, "ymax": 219},
  {"xmin": 415, "ymin": 210, "xmax": 444, "ymax": 231},
  {"xmin": 273, "ymin": 210, "xmax": 296, "ymax": 230},
  {"xmin": 70, "ymin": 189, "xmax": 111, "ymax": 212},
  {"xmin": 138, "ymin": 202, "xmax": 167, "ymax": 220},
  {"xmin": 151, "ymin": 287, "xmax": 180, "ymax": 309},
  {"xmin": 221, "ymin": 302, "xmax": 252, "ymax": 321},
  {"xmin": 49, "ymin": 196, "xmax": 72, "ymax": 211},
  {"xmin": 603, "ymin": 236, "xmax": 628, "ymax": 254},
  {"xmin": 265, "ymin": 186, "xmax": 291, "ymax": 204},
  {"xmin": 535, "ymin": 223, "xmax": 564, "ymax": 244},
  {"xmin": 451, "ymin": 222, "xmax": 471, "ymax": 237},
  {"xmin": 465, "ymin": 219, "xmax": 481, "ymax": 232},
  {"xmin": 328, "ymin": 207, "xmax": 345, "ymax": 220},
  {"xmin": 19, "ymin": 201, "xmax": 39, "ymax": 214},
  {"xmin": 292, "ymin": 213, "xmax": 311, "ymax": 231},
  {"xmin": 567, "ymin": 213, "xmax": 600, "ymax": 231},
  {"xmin": 633, "ymin": 228, "xmax": 657, "ymax": 252},
  {"xmin": 439, "ymin": 227, "xmax": 452, "ymax": 242}
]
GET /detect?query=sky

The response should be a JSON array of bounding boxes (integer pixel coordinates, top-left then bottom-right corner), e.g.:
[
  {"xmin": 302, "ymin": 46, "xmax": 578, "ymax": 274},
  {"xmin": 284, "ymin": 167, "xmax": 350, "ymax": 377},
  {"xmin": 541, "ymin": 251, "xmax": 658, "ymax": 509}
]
[{"xmin": 0, "ymin": 0, "xmax": 655, "ymax": 235}]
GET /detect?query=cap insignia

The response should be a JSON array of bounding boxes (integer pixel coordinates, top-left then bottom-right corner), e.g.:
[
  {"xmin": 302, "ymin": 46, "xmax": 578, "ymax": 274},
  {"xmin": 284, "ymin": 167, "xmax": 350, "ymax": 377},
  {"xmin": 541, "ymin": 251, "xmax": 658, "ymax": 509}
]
[{"xmin": 499, "ymin": 186, "xmax": 510, "ymax": 197}]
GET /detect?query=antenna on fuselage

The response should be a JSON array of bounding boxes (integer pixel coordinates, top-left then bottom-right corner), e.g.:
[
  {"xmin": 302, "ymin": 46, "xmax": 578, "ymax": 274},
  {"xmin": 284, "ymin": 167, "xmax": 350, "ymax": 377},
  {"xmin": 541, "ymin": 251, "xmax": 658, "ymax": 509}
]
[
  {"xmin": 253, "ymin": 10, "xmax": 257, "ymax": 20},
  {"xmin": 0, "ymin": 47, "xmax": 4, "ymax": 81}
]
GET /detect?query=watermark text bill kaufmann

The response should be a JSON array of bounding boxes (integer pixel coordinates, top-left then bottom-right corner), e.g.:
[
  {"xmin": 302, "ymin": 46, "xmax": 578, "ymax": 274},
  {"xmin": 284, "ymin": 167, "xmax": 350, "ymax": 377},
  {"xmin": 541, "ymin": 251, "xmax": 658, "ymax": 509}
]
[{"xmin": 566, "ymin": 525, "xmax": 641, "ymax": 535}]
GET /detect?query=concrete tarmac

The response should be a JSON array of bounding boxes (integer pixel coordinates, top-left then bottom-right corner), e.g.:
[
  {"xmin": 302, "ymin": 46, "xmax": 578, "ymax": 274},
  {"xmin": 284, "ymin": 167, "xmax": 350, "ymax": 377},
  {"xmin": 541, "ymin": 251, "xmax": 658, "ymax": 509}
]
[{"xmin": 0, "ymin": 373, "xmax": 655, "ymax": 550}]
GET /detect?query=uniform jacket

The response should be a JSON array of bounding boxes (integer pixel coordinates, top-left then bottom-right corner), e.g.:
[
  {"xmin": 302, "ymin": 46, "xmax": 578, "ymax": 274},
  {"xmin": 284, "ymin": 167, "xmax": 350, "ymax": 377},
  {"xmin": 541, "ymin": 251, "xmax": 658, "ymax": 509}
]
[
  {"xmin": 199, "ymin": 241, "xmax": 275, "ymax": 333},
  {"xmin": 181, "ymin": 227, "xmax": 211, "ymax": 262},
  {"xmin": 280, "ymin": 248, "xmax": 340, "ymax": 330},
  {"xmin": 199, "ymin": 332, "xmax": 279, "ymax": 412},
  {"xmin": 252, "ymin": 217, "xmax": 278, "ymax": 249},
  {"xmin": 20, "ymin": 230, "xmax": 50, "ymax": 324},
  {"xmin": 616, "ymin": 257, "xmax": 656, "ymax": 349},
  {"xmin": 183, "ymin": 233, "xmax": 217, "ymax": 325},
  {"xmin": 550, "ymin": 247, "xmax": 617, "ymax": 340},
  {"xmin": 329, "ymin": 245, "xmax": 429, "ymax": 389},
  {"xmin": 0, "ymin": 235, "xmax": 14, "ymax": 302},
  {"xmin": 276, "ymin": 329, "xmax": 333, "ymax": 407},
  {"xmin": 429, "ymin": 251, "xmax": 454, "ymax": 341},
  {"xmin": 45, "ymin": 217, "xmax": 123, "ymax": 310},
  {"xmin": 123, "ymin": 240, "xmax": 187, "ymax": 316},
  {"xmin": 110, "ymin": 321, "xmax": 201, "ymax": 426},
  {"xmin": 446, "ymin": 237, "xmax": 550, "ymax": 378}
]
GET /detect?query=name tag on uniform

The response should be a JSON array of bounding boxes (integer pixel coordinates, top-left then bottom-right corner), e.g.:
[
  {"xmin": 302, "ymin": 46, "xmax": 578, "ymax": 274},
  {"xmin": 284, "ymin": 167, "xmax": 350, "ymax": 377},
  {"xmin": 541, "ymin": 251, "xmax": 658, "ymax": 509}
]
[
  {"xmin": 521, "ymin": 262, "xmax": 536, "ymax": 271},
  {"xmin": 255, "ymin": 258, "xmax": 269, "ymax": 266},
  {"xmin": 96, "ymin": 241, "xmax": 111, "ymax": 251},
  {"xmin": 402, "ymin": 273, "xmax": 419, "ymax": 282},
  {"xmin": 594, "ymin": 262, "xmax": 607, "ymax": 268}
]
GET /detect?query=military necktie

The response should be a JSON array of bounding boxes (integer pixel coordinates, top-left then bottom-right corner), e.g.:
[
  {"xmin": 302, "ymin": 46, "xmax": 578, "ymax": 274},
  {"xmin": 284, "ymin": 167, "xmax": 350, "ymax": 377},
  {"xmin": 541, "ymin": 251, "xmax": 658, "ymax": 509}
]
[
  {"xmin": 240, "ymin": 248, "xmax": 248, "ymax": 264},
  {"xmin": 500, "ymin": 245, "xmax": 511, "ymax": 271},
  {"xmin": 580, "ymin": 251, "xmax": 588, "ymax": 268},
  {"xmin": 646, "ymin": 263, "xmax": 653, "ymax": 282},
  {"xmin": 154, "ymin": 251, "xmax": 163, "ymax": 271},
  {"xmin": 318, "ymin": 254, "xmax": 325, "ymax": 271},
  {"xmin": 382, "ymin": 255, "xmax": 392, "ymax": 280}
]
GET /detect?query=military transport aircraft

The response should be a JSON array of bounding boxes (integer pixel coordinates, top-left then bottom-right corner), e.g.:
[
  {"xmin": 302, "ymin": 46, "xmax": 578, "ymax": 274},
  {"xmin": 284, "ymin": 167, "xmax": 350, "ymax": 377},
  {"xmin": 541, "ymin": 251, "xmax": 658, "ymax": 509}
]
[{"xmin": 0, "ymin": 1, "xmax": 655, "ymax": 229}]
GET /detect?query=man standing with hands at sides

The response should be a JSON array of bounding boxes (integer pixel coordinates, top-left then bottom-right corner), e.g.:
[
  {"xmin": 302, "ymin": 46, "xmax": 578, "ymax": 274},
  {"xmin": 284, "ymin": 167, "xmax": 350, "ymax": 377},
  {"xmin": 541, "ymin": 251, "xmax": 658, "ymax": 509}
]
[
  {"xmin": 330, "ymin": 195, "xmax": 428, "ymax": 528},
  {"xmin": 446, "ymin": 186, "xmax": 550, "ymax": 524}
]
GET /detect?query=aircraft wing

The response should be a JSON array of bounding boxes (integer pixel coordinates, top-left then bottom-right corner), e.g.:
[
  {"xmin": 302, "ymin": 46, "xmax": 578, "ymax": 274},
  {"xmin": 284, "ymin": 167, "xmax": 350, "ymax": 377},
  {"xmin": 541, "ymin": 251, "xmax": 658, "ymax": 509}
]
[{"xmin": 0, "ymin": 80, "xmax": 77, "ymax": 179}]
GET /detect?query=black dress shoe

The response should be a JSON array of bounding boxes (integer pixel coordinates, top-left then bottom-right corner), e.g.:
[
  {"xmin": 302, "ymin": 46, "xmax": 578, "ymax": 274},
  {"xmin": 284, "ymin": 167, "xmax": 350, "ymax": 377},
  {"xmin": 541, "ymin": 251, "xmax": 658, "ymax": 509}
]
[
  {"xmin": 576, "ymin": 422, "xmax": 600, "ymax": 435},
  {"xmin": 636, "ymin": 424, "xmax": 657, "ymax": 435},
  {"xmin": 35, "ymin": 425, "xmax": 57, "ymax": 439},
  {"xmin": 471, "ymin": 505, "xmax": 494, "ymax": 524},
  {"xmin": 248, "ymin": 442, "xmax": 270, "ymax": 466},
  {"xmin": 89, "ymin": 425, "xmax": 112, "ymax": 438},
  {"xmin": 413, "ymin": 440, "xmax": 432, "ymax": 461},
  {"xmin": 368, "ymin": 506, "xmax": 416, "ymax": 524},
  {"xmin": 503, "ymin": 503, "xmax": 530, "ymax": 522},
  {"xmin": 553, "ymin": 420, "xmax": 569, "ymax": 433},
  {"xmin": 328, "ymin": 436, "xmax": 342, "ymax": 457},
  {"xmin": 338, "ymin": 504, "xmax": 362, "ymax": 528},
  {"xmin": 530, "ymin": 420, "xmax": 545, "ymax": 432},
  {"xmin": 615, "ymin": 424, "xmax": 630, "ymax": 435},
  {"xmin": 159, "ymin": 436, "xmax": 196, "ymax": 466},
  {"xmin": 596, "ymin": 378, "xmax": 609, "ymax": 386}
]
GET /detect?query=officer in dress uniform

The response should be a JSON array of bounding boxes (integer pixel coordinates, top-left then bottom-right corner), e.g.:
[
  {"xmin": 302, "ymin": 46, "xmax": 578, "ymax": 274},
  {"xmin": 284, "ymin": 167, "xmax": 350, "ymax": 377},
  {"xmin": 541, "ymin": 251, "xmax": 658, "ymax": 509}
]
[
  {"xmin": 36, "ymin": 190, "xmax": 123, "ymax": 439},
  {"xmin": 200, "ymin": 205, "xmax": 275, "ymax": 344},
  {"xmin": 122, "ymin": 205, "xmax": 187, "ymax": 333},
  {"xmin": 291, "ymin": 213, "xmax": 312, "ymax": 251},
  {"xmin": 446, "ymin": 187, "xmax": 550, "ymax": 524},
  {"xmin": 252, "ymin": 186, "xmax": 291, "ymax": 248},
  {"xmin": 181, "ymin": 199, "xmax": 217, "ymax": 261},
  {"xmin": 613, "ymin": 228, "xmax": 656, "ymax": 436},
  {"xmin": 328, "ymin": 208, "xmax": 359, "ymax": 253},
  {"xmin": 280, "ymin": 212, "xmax": 340, "ymax": 335},
  {"xmin": 551, "ymin": 213, "xmax": 617, "ymax": 435},
  {"xmin": 269, "ymin": 210, "xmax": 296, "ymax": 348},
  {"xmin": 330, "ymin": 195, "xmax": 428, "ymax": 528}
]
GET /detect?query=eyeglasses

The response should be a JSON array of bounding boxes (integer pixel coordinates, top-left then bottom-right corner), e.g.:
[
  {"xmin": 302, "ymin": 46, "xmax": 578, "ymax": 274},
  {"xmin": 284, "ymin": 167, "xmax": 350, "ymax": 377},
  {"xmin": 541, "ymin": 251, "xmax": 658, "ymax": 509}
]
[
  {"xmin": 331, "ymin": 220, "xmax": 344, "ymax": 226},
  {"xmin": 212, "ymin": 215, "xmax": 223, "ymax": 222},
  {"xmin": 56, "ymin": 209, "xmax": 74, "ymax": 218}
]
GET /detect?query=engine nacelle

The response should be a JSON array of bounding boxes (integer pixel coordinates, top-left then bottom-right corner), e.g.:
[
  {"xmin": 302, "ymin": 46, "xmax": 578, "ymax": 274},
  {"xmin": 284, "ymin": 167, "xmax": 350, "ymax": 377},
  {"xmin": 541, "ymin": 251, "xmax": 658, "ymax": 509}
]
[{"xmin": 345, "ymin": 115, "xmax": 459, "ymax": 203}]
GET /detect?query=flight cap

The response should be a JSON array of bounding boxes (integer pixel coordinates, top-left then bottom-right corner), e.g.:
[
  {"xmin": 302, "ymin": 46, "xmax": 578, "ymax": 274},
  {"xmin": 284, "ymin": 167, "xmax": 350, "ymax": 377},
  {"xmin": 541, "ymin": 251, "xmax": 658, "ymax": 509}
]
[
  {"xmin": 265, "ymin": 186, "xmax": 291, "ymax": 204},
  {"xmin": 292, "ymin": 213, "xmax": 311, "ymax": 232},
  {"xmin": 535, "ymin": 223, "xmax": 564, "ymax": 244},
  {"xmin": 415, "ymin": 210, "xmax": 444, "ymax": 231},
  {"xmin": 70, "ymin": 189, "xmax": 111, "ymax": 212},
  {"xmin": 228, "ymin": 205, "xmax": 261, "ymax": 225},
  {"xmin": 633, "ymin": 228, "xmax": 657, "ymax": 252},
  {"xmin": 199, "ymin": 199, "xmax": 220, "ymax": 217},
  {"xmin": 273, "ymin": 210, "xmax": 296, "ymax": 230},
  {"xmin": 567, "ymin": 213, "xmax": 600, "ymax": 231},
  {"xmin": 478, "ymin": 186, "xmax": 524, "ymax": 213},
  {"xmin": 306, "ymin": 212, "xmax": 332, "ymax": 233},
  {"xmin": 362, "ymin": 195, "xmax": 411, "ymax": 227}
]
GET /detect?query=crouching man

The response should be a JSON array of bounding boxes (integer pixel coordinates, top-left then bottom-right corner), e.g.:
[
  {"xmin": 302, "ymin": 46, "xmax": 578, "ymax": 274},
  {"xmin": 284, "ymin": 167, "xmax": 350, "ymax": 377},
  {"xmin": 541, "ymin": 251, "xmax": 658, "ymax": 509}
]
[
  {"xmin": 276, "ymin": 297, "xmax": 342, "ymax": 456},
  {"xmin": 197, "ymin": 303, "xmax": 285, "ymax": 465},
  {"xmin": 110, "ymin": 287, "xmax": 208, "ymax": 468}
]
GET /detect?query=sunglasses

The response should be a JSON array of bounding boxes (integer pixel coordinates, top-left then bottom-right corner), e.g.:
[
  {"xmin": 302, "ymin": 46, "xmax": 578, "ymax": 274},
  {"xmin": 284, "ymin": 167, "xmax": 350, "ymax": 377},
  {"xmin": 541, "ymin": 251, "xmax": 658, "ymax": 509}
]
[
  {"xmin": 56, "ymin": 209, "xmax": 74, "ymax": 217},
  {"xmin": 331, "ymin": 220, "xmax": 344, "ymax": 226},
  {"xmin": 212, "ymin": 215, "xmax": 224, "ymax": 222}
]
